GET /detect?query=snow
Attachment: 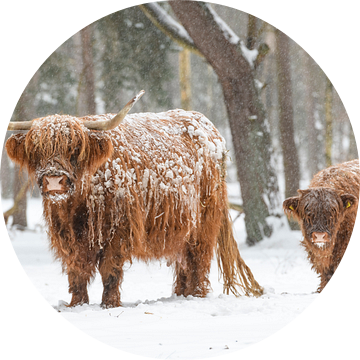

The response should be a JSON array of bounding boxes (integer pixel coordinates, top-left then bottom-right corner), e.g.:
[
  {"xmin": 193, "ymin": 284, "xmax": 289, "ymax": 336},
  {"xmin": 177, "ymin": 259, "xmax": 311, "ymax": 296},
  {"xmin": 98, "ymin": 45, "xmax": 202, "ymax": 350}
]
[
  {"xmin": 143, "ymin": 3, "xmax": 195, "ymax": 46},
  {"xmin": 2, "ymin": 189, "xmax": 323, "ymax": 358},
  {"xmin": 240, "ymin": 41, "xmax": 259, "ymax": 68},
  {"xmin": 205, "ymin": 4, "xmax": 240, "ymax": 45},
  {"xmin": 47, "ymin": 192, "xmax": 70, "ymax": 202},
  {"xmin": 314, "ymin": 242, "xmax": 326, "ymax": 249}
]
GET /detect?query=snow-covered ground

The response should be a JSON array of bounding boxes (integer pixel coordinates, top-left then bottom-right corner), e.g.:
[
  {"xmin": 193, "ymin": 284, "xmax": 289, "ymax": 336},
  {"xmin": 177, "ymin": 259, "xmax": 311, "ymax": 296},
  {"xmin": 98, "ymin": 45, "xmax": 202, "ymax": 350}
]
[{"xmin": 1, "ymin": 186, "xmax": 347, "ymax": 359}]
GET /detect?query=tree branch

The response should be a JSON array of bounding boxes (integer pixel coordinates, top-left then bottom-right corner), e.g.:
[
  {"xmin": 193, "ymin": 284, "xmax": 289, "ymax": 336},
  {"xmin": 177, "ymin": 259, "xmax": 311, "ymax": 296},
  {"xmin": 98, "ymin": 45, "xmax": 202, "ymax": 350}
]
[
  {"xmin": 200, "ymin": 2, "xmax": 240, "ymax": 45},
  {"xmin": 138, "ymin": 3, "xmax": 203, "ymax": 57},
  {"xmin": 197, "ymin": 3, "xmax": 270, "ymax": 69},
  {"xmin": 141, "ymin": 2, "xmax": 270, "ymax": 70},
  {"xmin": 228, "ymin": 202, "xmax": 243, "ymax": 213},
  {"xmin": 254, "ymin": 42, "xmax": 270, "ymax": 68},
  {"xmin": 3, "ymin": 180, "xmax": 30, "ymax": 226}
]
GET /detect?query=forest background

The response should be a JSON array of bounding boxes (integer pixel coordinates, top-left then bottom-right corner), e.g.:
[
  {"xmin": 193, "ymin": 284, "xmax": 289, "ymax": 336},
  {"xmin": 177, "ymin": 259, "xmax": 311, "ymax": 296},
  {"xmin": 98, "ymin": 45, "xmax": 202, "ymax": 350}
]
[{"xmin": 0, "ymin": 1, "xmax": 359, "ymax": 240}]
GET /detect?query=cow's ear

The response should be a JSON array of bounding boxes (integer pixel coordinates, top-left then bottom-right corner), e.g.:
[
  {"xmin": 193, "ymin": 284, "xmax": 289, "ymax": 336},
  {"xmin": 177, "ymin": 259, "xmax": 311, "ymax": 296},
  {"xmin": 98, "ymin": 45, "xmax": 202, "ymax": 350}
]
[
  {"xmin": 341, "ymin": 194, "xmax": 358, "ymax": 212},
  {"xmin": 5, "ymin": 134, "xmax": 28, "ymax": 168},
  {"xmin": 297, "ymin": 189, "xmax": 311, "ymax": 197},
  {"xmin": 86, "ymin": 132, "xmax": 114, "ymax": 172},
  {"xmin": 283, "ymin": 196, "xmax": 300, "ymax": 218}
]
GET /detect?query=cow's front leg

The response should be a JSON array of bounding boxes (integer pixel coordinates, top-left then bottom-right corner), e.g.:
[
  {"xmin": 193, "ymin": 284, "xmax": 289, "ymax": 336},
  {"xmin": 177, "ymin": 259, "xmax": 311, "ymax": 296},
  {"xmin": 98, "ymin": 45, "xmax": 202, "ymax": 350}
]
[
  {"xmin": 65, "ymin": 248, "xmax": 96, "ymax": 307},
  {"xmin": 100, "ymin": 271, "xmax": 122, "ymax": 308},
  {"xmin": 318, "ymin": 268, "xmax": 334, "ymax": 293},
  {"xmin": 67, "ymin": 269, "xmax": 91, "ymax": 307}
]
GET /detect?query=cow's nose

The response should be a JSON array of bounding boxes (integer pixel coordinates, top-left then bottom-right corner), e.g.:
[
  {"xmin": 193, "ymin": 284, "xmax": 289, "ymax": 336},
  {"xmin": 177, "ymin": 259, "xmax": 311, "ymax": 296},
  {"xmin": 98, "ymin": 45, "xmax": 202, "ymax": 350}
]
[
  {"xmin": 312, "ymin": 232, "xmax": 329, "ymax": 243},
  {"xmin": 43, "ymin": 175, "xmax": 67, "ymax": 191}
]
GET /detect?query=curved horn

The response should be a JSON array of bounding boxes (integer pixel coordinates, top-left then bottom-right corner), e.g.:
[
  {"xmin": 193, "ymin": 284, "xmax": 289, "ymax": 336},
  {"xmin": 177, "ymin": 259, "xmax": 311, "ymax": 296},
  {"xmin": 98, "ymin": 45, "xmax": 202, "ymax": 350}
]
[
  {"xmin": 7, "ymin": 119, "xmax": 35, "ymax": 131},
  {"xmin": 83, "ymin": 90, "xmax": 145, "ymax": 131}
]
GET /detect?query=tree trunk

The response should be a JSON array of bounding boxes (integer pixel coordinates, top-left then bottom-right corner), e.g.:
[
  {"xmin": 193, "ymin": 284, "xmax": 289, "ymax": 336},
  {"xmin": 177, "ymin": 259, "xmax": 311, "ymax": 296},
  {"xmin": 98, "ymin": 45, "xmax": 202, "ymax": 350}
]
[
  {"xmin": 325, "ymin": 78, "xmax": 333, "ymax": 167},
  {"xmin": 302, "ymin": 50, "xmax": 319, "ymax": 178},
  {"xmin": 10, "ymin": 167, "xmax": 28, "ymax": 228},
  {"xmin": 79, "ymin": 25, "xmax": 96, "ymax": 115},
  {"xmin": 179, "ymin": 49, "xmax": 192, "ymax": 110},
  {"xmin": 170, "ymin": 1, "xmax": 279, "ymax": 245},
  {"xmin": 8, "ymin": 70, "xmax": 40, "ymax": 226},
  {"xmin": 1, "ymin": 137, "xmax": 12, "ymax": 199},
  {"xmin": 4, "ymin": 177, "xmax": 30, "ymax": 226},
  {"xmin": 275, "ymin": 29, "xmax": 300, "ymax": 200}
]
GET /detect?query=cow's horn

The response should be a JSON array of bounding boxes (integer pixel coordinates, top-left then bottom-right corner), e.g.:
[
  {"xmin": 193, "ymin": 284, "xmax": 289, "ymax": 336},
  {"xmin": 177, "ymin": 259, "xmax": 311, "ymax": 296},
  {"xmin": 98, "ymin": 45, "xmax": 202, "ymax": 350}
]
[
  {"xmin": 7, "ymin": 119, "xmax": 35, "ymax": 131},
  {"xmin": 83, "ymin": 90, "xmax": 145, "ymax": 131}
]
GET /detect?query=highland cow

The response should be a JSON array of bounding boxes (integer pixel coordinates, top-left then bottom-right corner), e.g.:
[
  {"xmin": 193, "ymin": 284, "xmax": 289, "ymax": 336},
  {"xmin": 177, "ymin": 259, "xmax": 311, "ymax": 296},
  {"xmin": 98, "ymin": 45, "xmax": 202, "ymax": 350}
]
[
  {"xmin": 283, "ymin": 159, "xmax": 359, "ymax": 292},
  {"xmin": 6, "ymin": 91, "xmax": 262, "ymax": 308}
]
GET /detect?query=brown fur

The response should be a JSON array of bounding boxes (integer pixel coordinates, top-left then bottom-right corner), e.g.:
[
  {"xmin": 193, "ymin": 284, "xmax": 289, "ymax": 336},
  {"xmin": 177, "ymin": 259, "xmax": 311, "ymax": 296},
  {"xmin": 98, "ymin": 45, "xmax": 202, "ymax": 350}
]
[
  {"xmin": 6, "ymin": 110, "xmax": 262, "ymax": 307},
  {"xmin": 283, "ymin": 159, "xmax": 359, "ymax": 292}
]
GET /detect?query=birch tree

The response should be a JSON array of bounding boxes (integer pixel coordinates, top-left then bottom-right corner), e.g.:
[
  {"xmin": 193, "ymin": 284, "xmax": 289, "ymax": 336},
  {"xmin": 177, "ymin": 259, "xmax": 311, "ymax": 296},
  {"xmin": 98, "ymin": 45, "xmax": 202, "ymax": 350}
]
[{"xmin": 140, "ymin": 1, "xmax": 280, "ymax": 245}]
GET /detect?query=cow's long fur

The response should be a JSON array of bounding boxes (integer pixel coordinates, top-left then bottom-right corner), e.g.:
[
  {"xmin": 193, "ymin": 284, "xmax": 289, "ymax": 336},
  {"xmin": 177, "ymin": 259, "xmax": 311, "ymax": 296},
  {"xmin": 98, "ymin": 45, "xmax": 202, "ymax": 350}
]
[
  {"xmin": 283, "ymin": 159, "xmax": 359, "ymax": 292},
  {"xmin": 6, "ymin": 109, "xmax": 262, "ymax": 307}
]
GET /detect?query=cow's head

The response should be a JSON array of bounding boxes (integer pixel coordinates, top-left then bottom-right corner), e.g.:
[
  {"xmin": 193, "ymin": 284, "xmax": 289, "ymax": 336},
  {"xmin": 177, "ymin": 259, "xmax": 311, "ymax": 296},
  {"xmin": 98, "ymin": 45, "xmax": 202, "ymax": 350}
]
[
  {"xmin": 283, "ymin": 187, "xmax": 358, "ymax": 249},
  {"xmin": 6, "ymin": 91, "xmax": 144, "ymax": 202}
]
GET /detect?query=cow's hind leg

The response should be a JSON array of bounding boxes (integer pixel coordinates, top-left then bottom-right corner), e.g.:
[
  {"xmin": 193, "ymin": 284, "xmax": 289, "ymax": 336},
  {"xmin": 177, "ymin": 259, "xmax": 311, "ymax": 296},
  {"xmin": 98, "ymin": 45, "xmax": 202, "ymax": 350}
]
[
  {"xmin": 98, "ymin": 253, "xmax": 124, "ymax": 308},
  {"xmin": 173, "ymin": 263, "xmax": 187, "ymax": 296}
]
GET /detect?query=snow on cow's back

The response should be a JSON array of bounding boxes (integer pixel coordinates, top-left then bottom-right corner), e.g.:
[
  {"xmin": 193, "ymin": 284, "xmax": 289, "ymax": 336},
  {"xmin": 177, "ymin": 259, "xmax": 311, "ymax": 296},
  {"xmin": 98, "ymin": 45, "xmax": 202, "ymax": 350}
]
[
  {"xmin": 119, "ymin": 109, "xmax": 226, "ymax": 161},
  {"xmin": 89, "ymin": 110, "xmax": 228, "ymax": 238},
  {"xmin": 96, "ymin": 109, "xmax": 227, "ymax": 195}
]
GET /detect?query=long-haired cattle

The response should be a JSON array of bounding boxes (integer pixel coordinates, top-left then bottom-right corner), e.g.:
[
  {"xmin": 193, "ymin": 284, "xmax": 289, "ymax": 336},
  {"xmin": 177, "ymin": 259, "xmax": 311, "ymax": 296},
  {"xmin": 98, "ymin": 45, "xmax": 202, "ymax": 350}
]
[
  {"xmin": 6, "ymin": 91, "xmax": 263, "ymax": 307},
  {"xmin": 283, "ymin": 159, "xmax": 359, "ymax": 292}
]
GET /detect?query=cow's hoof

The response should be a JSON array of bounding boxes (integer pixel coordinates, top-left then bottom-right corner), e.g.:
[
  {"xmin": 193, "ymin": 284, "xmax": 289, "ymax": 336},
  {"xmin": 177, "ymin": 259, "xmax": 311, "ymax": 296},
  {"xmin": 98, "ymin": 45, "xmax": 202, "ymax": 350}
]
[{"xmin": 100, "ymin": 301, "xmax": 121, "ymax": 309}]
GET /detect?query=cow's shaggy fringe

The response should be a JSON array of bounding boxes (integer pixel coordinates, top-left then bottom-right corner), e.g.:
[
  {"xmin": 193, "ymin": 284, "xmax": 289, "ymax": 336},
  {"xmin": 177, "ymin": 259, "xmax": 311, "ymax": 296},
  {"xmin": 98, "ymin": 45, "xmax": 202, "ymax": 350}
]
[{"xmin": 6, "ymin": 109, "xmax": 263, "ymax": 306}]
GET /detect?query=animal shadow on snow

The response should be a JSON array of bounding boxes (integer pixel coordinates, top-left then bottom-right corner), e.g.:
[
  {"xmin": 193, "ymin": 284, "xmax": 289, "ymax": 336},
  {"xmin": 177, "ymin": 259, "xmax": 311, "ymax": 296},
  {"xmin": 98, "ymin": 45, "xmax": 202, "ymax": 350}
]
[{"xmin": 54, "ymin": 294, "xmax": 197, "ymax": 313}]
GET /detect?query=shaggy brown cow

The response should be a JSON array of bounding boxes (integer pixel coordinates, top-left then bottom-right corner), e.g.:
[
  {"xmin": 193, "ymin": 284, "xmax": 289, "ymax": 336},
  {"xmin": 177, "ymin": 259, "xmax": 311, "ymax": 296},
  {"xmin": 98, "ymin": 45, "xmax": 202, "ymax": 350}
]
[
  {"xmin": 283, "ymin": 159, "xmax": 359, "ymax": 292},
  {"xmin": 6, "ymin": 91, "xmax": 263, "ymax": 308}
]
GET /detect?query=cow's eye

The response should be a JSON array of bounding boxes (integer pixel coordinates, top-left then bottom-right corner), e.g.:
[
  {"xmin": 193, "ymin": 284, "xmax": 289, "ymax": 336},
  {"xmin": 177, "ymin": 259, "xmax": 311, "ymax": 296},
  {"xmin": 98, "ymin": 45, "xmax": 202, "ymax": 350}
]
[
  {"xmin": 70, "ymin": 154, "xmax": 77, "ymax": 166},
  {"xmin": 70, "ymin": 147, "xmax": 80, "ymax": 166}
]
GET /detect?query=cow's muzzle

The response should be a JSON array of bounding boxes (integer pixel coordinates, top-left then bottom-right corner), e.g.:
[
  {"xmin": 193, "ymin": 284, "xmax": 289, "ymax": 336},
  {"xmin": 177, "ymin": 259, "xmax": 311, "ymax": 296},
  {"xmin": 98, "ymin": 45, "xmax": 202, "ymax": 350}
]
[
  {"xmin": 38, "ymin": 168, "xmax": 73, "ymax": 197},
  {"xmin": 311, "ymin": 232, "xmax": 331, "ymax": 247},
  {"xmin": 42, "ymin": 174, "xmax": 69, "ymax": 193}
]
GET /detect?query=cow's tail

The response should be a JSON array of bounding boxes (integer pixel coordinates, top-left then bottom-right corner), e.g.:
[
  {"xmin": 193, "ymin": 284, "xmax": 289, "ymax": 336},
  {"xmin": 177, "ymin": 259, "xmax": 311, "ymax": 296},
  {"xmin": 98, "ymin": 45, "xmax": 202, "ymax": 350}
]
[{"xmin": 216, "ymin": 207, "xmax": 263, "ymax": 297}]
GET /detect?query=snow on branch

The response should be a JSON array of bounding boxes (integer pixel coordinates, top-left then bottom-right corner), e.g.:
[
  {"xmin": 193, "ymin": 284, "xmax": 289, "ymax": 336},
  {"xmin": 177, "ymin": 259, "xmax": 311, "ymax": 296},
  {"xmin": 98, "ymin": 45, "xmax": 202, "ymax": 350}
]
[
  {"xmin": 203, "ymin": 3, "xmax": 260, "ymax": 68},
  {"xmin": 139, "ymin": 3, "xmax": 202, "ymax": 56},
  {"xmin": 203, "ymin": 3, "xmax": 240, "ymax": 45},
  {"xmin": 140, "ymin": 2, "xmax": 269, "ymax": 69},
  {"xmin": 240, "ymin": 42, "xmax": 259, "ymax": 68}
]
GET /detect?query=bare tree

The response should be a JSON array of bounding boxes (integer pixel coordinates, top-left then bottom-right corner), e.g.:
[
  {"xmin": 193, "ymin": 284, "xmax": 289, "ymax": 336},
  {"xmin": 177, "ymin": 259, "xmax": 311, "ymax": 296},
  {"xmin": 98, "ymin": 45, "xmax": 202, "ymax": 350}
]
[
  {"xmin": 3, "ymin": 180, "xmax": 30, "ymax": 226},
  {"xmin": 140, "ymin": 1, "xmax": 280, "ymax": 245},
  {"xmin": 179, "ymin": 49, "xmax": 192, "ymax": 110},
  {"xmin": 1, "ymin": 137, "xmax": 11, "ymax": 199},
  {"xmin": 324, "ymin": 78, "xmax": 333, "ymax": 167},
  {"xmin": 302, "ymin": 50, "xmax": 319, "ymax": 178},
  {"xmin": 275, "ymin": 28, "xmax": 300, "ymax": 199},
  {"xmin": 76, "ymin": 25, "xmax": 96, "ymax": 115},
  {"xmin": 9, "ymin": 91, "xmax": 29, "ymax": 228},
  {"xmin": 5, "ymin": 70, "xmax": 41, "ymax": 227}
]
